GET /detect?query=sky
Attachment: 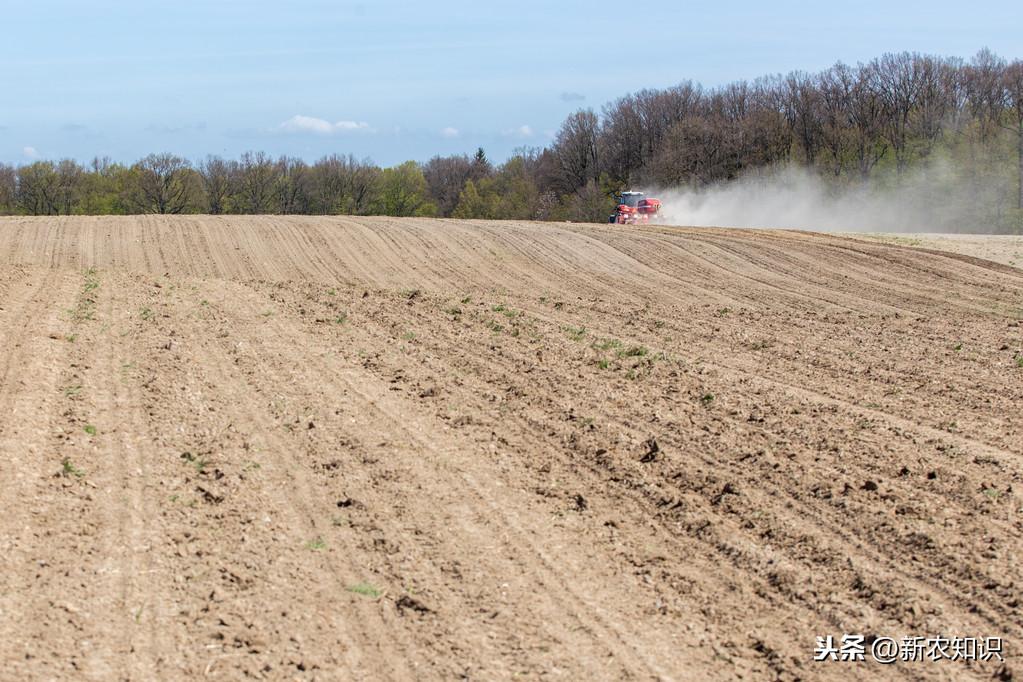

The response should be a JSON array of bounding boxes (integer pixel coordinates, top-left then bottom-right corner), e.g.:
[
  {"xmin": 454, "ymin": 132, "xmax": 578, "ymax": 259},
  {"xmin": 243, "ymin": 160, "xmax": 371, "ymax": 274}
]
[{"xmin": 1, "ymin": 0, "xmax": 1021, "ymax": 167}]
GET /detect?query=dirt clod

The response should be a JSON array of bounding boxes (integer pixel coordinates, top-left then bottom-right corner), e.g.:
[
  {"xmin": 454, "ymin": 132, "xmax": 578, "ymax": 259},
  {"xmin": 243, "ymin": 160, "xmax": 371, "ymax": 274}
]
[{"xmin": 640, "ymin": 438, "xmax": 660, "ymax": 463}]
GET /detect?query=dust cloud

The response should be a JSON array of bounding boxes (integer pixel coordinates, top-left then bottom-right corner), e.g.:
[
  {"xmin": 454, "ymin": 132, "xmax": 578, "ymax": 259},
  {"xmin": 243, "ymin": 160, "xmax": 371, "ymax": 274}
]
[{"xmin": 653, "ymin": 164, "xmax": 994, "ymax": 233}]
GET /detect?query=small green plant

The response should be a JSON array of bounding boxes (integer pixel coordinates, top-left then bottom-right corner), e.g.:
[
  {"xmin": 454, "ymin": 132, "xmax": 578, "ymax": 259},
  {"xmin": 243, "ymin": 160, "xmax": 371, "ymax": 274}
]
[
  {"xmin": 598, "ymin": 359, "xmax": 610, "ymax": 370},
  {"xmin": 953, "ymin": 343, "xmax": 962, "ymax": 351},
  {"xmin": 1015, "ymin": 354, "xmax": 1023, "ymax": 368},
  {"xmin": 401, "ymin": 331, "xmax": 416, "ymax": 341},
  {"xmin": 564, "ymin": 326, "xmax": 586, "ymax": 342},
  {"xmin": 65, "ymin": 334, "xmax": 77, "ymax": 343},
  {"xmin": 593, "ymin": 338, "xmax": 622, "ymax": 352},
  {"xmin": 83, "ymin": 424, "xmax": 97, "ymax": 436},
  {"xmin": 61, "ymin": 457, "xmax": 84, "ymax": 478},
  {"xmin": 63, "ymin": 384, "xmax": 82, "ymax": 397},
  {"xmin": 983, "ymin": 488, "xmax": 1000, "ymax": 500},
  {"xmin": 460, "ymin": 296, "xmax": 471, "ymax": 304},
  {"xmin": 347, "ymin": 583, "xmax": 381, "ymax": 598},
  {"xmin": 334, "ymin": 313, "xmax": 348, "ymax": 325},
  {"xmin": 83, "ymin": 269, "xmax": 100, "ymax": 293},
  {"xmin": 307, "ymin": 537, "xmax": 327, "ymax": 550},
  {"xmin": 180, "ymin": 451, "xmax": 208, "ymax": 473},
  {"xmin": 486, "ymin": 319, "xmax": 504, "ymax": 333},
  {"xmin": 445, "ymin": 306, "xmax": 462, "ymax": 316},
  {"xmin": 492, "ymin": 304, "xmax": 506, "ymax": 312},
  {"xmin": 621, "ymin": 345, "xmax": 648, "ymax": 358},
  {"xmin": 715, "ymin": 307, "xmax": 732, "ymax": 317},
  {"xmin": 700, "ymin": 393, "xmax": 715, "ymax": 406},
  {"xmin": 326, "ymin": 288, "xmax": 337, "ymax": 296},
  {"xmin": 140, "ymin": 307, "xmax": 154, "ymax": 321}
]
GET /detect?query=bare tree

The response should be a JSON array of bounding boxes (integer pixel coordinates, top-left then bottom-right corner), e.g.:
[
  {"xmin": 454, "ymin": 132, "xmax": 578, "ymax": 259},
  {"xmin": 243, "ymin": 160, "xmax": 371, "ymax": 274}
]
[
  {"xmin": 867, "ymin": 52, "xmax": 931, "ymax": 173},
  {"xmin": 55, "ymin": 159, "xmax": 85, "ymax": 214},
  {"xmin": 782, "ymin": 71, "xmax": 824, "ymax": 165},
  {"xmin": 312, "ymin": 154, "xmax": 350, "ymax": 214},
  {"xmin": 423, "ymin": 154, "xmax": 475, "ymax": 216},
  {"xmin": 845, "ymin": 67, "xmax": 889, "ymax": 179},
  {"xmin": 601, "ymin": 93, "xmax": 647, "ymax": 183},
  {"xmin": 818, "ymin": 64, "xmax": 855, "ymax": 176},
  {"xmin": 236, "ymin": 151, "xmax": 278, "ymax": 214},
  {"xmin": 965, "ymin": 49, "xmax": 1008, "ymax": 140},
  {"xmin": 638, "ymin": 83, "xmax": 703, "ymax": 160},
  {"xmin": 552, "ymin": 109, "xmax": 600, "ymax": 195},
  {"xmin": 650, "ymin": 115, "xmax": 735, "ymax": 186},
  {"xmin": 1003, "ymin": 60, "xmax": 1023, "ymax": 210},
  {"xmin": 275, "ymin": 156, "xmax": 313, "ymax": 214},
  {"xmin": 132, "ymin": 153, "xmax": 196, "ymax": 214},
  {"xmin": 198, "ymin": 156, "xmax": 236, "ymax": 214},
  {"xmin": 601, "ymin": 82, "xmax": 703, "ymax": 184},
  {"xmin": 348, "ymin": 159, "xmax": 381, "ymax": 215},
  {"xmin": 310, "ymin": 154, "xmax": 380, "ymax": 214},
  {"xmin": 909, "ymin": 55, "xmax": 954, "ymax": 156}
]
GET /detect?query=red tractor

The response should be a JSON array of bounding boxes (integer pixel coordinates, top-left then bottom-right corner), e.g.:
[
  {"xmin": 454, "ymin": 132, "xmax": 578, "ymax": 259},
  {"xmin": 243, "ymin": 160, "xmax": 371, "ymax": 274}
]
[{"xmin": 609, "ymin": 191, "xmax": 662, "ymax": 225}]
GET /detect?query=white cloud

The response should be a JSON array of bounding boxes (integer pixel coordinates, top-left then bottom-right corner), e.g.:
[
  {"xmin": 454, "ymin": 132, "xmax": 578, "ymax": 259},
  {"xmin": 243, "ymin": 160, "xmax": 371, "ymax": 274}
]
[
  {"xmin": 441, "ymin": 127, "xmax": 460, "ymax": 138},
  {"xmin": 279, "ymin": 115, "xmax": 372, "ymax": 134},
  {"xmin": 503, "ymin": 125, "xmax": 534, "ymax": 138},
  {"xmin": 22, "ymin": 146, "xmax": 39, "ymax": 159}
]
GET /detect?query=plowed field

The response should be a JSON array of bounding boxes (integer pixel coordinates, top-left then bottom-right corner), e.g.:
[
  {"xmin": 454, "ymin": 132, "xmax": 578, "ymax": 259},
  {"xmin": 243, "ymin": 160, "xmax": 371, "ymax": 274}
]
[{"xmin": 0, "ymin": 216, "xmax": 1020, "ymax": 681}]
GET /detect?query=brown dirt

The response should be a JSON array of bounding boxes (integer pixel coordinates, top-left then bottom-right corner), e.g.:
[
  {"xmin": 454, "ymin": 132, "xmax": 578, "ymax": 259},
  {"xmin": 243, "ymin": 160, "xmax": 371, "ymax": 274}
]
[
  {"xmin": 851, "ymin": 232, "xmax": 1023, "ymax": 270},
  {"xmin": 0, "ymin": 215, "xmax": 1020, "ymax": 681}
]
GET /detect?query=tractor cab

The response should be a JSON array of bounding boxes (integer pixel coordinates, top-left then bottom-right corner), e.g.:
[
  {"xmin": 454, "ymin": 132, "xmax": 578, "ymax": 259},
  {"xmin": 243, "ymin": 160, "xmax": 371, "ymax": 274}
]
[{"xmin": 618, "ymin": 191, "xmax": 645, "ymax": 208}]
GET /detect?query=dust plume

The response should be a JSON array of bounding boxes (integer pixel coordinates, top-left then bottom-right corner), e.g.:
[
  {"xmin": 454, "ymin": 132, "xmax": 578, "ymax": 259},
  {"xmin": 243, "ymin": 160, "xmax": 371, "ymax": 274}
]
[{"xmin": 653, "ymin": 164, "xmax": 1000, "ymax": 233}]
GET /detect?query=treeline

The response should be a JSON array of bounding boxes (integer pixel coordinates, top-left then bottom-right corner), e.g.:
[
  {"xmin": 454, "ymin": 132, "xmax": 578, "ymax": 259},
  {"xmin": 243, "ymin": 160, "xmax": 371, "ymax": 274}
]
[{"xmin": 1, "ymin": 49, "xmax": 1021, "ymax": 230}]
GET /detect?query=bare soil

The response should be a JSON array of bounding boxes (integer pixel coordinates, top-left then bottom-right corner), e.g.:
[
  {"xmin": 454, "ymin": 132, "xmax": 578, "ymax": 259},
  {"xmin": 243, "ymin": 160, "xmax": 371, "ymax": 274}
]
[
  {"xmin": 0, "ymin": 216, "xmax": 1020, "ymax": 681},
  {"xmin": 852, "ymin": 232, "xmax": 1023, "ymax": 269}
]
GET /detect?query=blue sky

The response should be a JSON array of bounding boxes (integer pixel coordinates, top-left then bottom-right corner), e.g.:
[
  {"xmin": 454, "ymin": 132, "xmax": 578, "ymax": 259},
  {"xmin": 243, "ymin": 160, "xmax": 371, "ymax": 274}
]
[{"xmin": 1, "ymin": 0, "xmax": 1020, "ymax": 166}]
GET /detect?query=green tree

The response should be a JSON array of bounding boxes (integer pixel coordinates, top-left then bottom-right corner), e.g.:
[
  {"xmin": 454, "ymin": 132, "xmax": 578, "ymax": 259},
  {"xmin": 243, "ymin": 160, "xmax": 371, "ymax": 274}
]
[
  {"xmin": 374, "ymin": 161, "xmax": 436, "ymax": 217},
  {"xmin": 0, "ymin": 164, "xmax": 16, "ymax": 214},
  {"xmin": 452, "ymin": 180, "xmax": 495, "ymax": 218},
  {"xmin": 16, "ymin": 162, "xmax": 60, "ymax": 215}
]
